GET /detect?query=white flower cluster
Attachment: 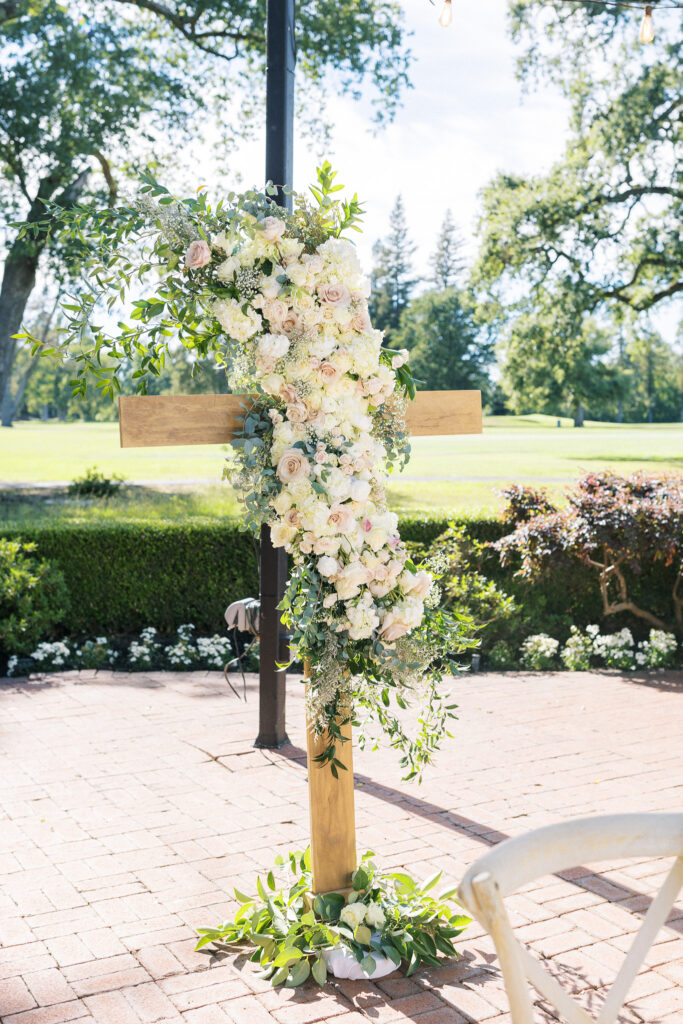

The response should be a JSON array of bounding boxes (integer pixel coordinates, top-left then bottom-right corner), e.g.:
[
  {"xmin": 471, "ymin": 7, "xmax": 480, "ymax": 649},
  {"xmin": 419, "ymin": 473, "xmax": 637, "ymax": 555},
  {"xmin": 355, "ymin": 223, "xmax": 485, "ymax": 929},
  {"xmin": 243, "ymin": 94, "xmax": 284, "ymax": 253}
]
[
  {"xmin": 592, "ymin": 627, "xmax": 636, "ymax": 669},
  {"xmin": 128, "ymin": 627, "xmax": 162, "ymax": 669},
  {"xmin": 77, "ymin": 637, "xmax": 119, "ymax": 670},
  {"xmin": 5, "ymin": 625, "xmax": 240, "ymax": 677},
  {"xmin": 533, "ymin": 625, "xmax": 680, "ymax": 672},
  {"xmin": 340, "ymin": 899, "xmax": 386, "ymax": 931},
  {"xmin": 196, "ymin": 634, "xmax": 234, "ymax": 669},
  {"xmin": 209, "ymin": 218, "xmax": 429, "ymax": 650},
  {"xmin": 638, "ymin": 629, "xmax": 678, "ymax": 668},
  {"xmin": 520, "ymin": 633, "xmax": 559, "ymax": 670},
  {"xmin": 31, "ymin": 641, "xmax": 72, "ymax": 669}
]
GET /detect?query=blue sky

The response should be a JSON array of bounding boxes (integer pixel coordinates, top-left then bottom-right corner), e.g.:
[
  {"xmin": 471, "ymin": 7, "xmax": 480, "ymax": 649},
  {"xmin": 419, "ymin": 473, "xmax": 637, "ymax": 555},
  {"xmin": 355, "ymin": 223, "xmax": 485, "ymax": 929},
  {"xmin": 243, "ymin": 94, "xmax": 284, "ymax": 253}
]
[{"xmin": 229, "ymin": 0, "xmax": 571, "ymax": 277}]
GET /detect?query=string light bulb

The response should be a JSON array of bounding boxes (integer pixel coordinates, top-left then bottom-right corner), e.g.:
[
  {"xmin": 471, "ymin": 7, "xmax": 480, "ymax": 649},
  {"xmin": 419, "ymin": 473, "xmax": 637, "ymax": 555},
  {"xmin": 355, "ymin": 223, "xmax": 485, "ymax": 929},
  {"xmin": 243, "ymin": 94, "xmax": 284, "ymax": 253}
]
[
  {"xmin": 639, "ymin": 4, "xmax": 655, "ymax": 42},
  {"xmin": 438, "ymin": 0, "xmax": 453, "ymax": 28}
]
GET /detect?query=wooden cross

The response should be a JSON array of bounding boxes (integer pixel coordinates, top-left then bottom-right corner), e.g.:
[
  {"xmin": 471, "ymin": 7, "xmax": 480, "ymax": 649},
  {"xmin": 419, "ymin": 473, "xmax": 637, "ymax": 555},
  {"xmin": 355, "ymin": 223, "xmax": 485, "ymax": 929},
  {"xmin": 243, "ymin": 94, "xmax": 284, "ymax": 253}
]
[{"xmin": 119, "ymin": 388, "xmax": 482, "ymax": 893}]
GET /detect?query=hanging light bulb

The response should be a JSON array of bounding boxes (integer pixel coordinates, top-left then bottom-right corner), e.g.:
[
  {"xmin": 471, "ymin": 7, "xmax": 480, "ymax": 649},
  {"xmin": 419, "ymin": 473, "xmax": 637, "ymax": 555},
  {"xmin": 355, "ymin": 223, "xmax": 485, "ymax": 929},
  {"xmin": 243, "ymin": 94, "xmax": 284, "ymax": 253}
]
[
  {"xmin": 639, "ymin": 5, "xmax": 655, "ymax": 43},
  {"xmin": 438, "ymin": 0, "xmax": 453, "ymax": 28}
]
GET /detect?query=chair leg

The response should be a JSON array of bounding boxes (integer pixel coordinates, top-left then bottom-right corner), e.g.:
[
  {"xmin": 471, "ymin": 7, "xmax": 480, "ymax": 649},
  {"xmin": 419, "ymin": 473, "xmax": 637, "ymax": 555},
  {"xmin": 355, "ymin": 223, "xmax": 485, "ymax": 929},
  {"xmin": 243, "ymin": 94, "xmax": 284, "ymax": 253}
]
[{"xmin": 471, "ymin": 872, "xmax": 536, "ymax": 1024}]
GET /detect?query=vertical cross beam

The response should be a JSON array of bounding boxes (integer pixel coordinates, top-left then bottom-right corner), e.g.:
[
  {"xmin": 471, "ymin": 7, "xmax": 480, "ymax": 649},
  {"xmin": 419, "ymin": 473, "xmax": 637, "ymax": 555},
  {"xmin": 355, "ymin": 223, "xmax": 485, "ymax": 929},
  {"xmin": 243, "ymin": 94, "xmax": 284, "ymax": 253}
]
[
  {"xmin": 305, "ymin": 661, "xmax": 357, "ymax": 894},
  {"xmin": 255, "ymin": 0, "xmax": 296, "ymax": 749}
]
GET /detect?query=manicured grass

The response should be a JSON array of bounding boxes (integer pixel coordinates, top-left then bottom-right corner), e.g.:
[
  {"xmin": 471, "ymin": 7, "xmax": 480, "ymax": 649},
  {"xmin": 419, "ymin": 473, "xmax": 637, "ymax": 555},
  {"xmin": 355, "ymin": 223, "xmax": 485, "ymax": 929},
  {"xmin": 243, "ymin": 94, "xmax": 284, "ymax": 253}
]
[{"xmin": 1, "ymin": 415, "xmax": 681, "ymax": 522}]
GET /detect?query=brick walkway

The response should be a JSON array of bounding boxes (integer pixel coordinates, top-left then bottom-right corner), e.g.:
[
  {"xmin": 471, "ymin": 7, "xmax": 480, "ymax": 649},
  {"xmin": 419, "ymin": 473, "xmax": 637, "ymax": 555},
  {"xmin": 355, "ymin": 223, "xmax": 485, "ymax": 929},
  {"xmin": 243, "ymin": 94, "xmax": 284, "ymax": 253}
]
[{"xmin": 1, "ymin": 669, "xmax": 682, "ymax": 1024}]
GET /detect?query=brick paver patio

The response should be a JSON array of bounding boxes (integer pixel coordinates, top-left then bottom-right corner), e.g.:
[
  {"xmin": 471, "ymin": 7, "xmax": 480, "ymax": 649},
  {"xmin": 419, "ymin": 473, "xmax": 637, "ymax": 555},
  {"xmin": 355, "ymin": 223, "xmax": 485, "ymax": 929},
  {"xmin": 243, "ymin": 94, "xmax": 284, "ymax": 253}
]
[{"xmin": 1, "ymin": 669, "xmax": 682, "ymax": 1024}]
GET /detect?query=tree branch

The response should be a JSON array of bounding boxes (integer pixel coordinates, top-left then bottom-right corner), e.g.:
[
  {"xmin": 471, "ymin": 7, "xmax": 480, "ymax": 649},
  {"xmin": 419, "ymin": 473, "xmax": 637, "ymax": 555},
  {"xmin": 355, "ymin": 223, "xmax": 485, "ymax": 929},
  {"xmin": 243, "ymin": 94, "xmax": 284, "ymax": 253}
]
[
  {"xmin": 107, "ymin": 0, "xmax": 261, "ymax": 60},
  {"xmin": 94, "ymin": 151, "xmax": 117, "ymax": 206}
]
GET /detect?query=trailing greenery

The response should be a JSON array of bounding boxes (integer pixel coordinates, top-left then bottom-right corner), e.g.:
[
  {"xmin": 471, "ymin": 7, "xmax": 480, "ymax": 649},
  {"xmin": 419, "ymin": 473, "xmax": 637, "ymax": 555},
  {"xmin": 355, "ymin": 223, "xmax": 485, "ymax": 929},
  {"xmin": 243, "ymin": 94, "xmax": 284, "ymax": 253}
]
[{"xmin": 195, "ymin": 849, "xmax": 470, "ymax": 986}]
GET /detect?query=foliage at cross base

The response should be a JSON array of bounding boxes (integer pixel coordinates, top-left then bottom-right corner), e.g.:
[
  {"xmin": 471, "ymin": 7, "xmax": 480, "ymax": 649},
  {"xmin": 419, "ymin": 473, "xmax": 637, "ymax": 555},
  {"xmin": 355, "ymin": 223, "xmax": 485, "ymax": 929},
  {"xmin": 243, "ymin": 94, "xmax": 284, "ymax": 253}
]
[
  {"xmin": 495, "ymin": 472, "xmax": 683, "ymax": 635},
  {"xmin": 0, "ymin": 538, "xmax": 69, "ymax": 657},
  {"xmin": 195, "ymin": 850, "xmax": 470, "ymax": 987}
]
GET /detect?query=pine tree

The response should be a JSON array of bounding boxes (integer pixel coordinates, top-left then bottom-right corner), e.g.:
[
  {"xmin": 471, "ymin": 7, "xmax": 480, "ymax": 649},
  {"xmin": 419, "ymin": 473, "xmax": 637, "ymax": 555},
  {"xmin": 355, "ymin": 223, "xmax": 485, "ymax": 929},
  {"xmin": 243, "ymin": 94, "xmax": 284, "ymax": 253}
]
[
  {"xmin": 369, "ymin": 195, "xmax": 417, "ymax": 340},
  {"xmin": 430, "ymin": 209, "xmax": 465, "ymax": 290}
]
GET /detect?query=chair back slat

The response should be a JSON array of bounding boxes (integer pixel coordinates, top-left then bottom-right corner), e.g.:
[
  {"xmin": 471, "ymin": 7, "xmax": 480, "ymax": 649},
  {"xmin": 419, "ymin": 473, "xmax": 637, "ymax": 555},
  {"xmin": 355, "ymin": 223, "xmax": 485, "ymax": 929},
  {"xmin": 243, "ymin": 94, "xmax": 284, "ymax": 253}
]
[
  {"xmin": 519, "ymin": 945, "xmax": 594, "ymax": 1024},
  {"xmin": 596, "ymin": 855, "xmax": 683, "ymax": 1024}
]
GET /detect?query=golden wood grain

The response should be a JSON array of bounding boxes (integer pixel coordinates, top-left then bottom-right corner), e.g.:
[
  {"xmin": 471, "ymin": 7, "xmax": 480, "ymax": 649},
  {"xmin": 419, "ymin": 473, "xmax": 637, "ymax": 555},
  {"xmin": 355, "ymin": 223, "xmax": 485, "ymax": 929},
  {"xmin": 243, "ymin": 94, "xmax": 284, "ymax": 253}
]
[
  {"xmin": 118, "ymin": 390, "xmax": 482, "ymax": 448},
  {"xmin": 305, "ymin": 661, "xmax": 357, "ymax": 894}
]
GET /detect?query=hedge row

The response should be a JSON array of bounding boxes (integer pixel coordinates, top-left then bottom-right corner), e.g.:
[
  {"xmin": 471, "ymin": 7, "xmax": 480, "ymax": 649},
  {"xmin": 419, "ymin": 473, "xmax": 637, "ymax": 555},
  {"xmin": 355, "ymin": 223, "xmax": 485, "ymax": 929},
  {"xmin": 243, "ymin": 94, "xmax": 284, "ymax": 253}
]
[{"xmin": 2, "ymin": 513, "xmax": 676, "ymax": 642}]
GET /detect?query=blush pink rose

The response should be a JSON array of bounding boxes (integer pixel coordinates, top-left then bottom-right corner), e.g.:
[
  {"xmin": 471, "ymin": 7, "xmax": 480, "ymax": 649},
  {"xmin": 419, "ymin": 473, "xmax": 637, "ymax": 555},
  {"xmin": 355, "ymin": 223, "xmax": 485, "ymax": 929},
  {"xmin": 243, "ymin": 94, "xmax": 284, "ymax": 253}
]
[
  {"xmin": 351, "ymin": 309, "xmax": 372, "ymax": 332},
  {"xmin": 319, "ymin": 361, "xmax": 340, "ymax": 383},
  {"xmin": 277, "ymin": 449, "xmax": 310, "ymax": 483},
  {"xmin": 185, "ymin": 240, "xmax": 211, "ymax": 269},
  {"xmin": 328, "ymin": 502, "xmax": 355, "ymax": 534},
  {"xmin": 318, "ymin": 282, "xmax": 351, "ymax": 307}
]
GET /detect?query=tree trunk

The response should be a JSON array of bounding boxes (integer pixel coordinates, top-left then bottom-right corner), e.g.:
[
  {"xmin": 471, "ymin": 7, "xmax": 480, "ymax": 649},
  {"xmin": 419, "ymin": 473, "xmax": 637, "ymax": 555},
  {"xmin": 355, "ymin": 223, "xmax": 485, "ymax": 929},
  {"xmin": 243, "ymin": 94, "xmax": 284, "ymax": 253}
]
[
  {"xmin": 6, "ymin": 290, "xmax": 63, "ymax": 422},
  {"xmin": 573, "ymin": 402, "xmax": 584, "ymax": 428},
  {"xmin": 0, "ymin": 169, "xmax": 89, "ymax": 426}
]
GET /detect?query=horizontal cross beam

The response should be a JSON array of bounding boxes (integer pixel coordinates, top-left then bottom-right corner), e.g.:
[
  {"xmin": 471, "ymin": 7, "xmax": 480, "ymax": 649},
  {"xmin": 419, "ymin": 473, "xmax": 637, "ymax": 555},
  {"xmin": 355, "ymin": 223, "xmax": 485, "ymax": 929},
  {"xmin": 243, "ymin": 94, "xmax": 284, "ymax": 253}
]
[{"xmin": 118, "ymin": 390, "xmax": 482, "ymax": 448}]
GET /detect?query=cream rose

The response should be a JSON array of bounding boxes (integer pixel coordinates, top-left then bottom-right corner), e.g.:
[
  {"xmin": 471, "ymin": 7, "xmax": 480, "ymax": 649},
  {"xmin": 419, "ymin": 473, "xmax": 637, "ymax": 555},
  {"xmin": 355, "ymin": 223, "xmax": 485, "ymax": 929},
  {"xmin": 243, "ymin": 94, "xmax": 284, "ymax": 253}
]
[
  {"xmin": 270, "ymin": 522, "xmax": 297, "ymax": 548},
  {"xmin": 339, "ymin": 902, "xmax": 366, "ymax": 930},
  {"xmin": 260, "ymin": 216, "xmax": 286, "ymax": 242},
  {"xmin": 365, "ymin": 904, "xmax": 386, "ymax": 930},
  {"xmin": 276, "ymin": 448, "xmax": 310, "ymax": 483},
  {"xmin": 351, "ymin": 309, "xmax": 372, "ymax": 333},
  {"xmin": 402, "ymin": 570, "xmax": 432, "ymax": 600},
  {"xmin": 185, "ymin": 239, "xmax": 211, "ymax": 269},
  {"xmin": 335, "ymin": 561, "xmax": 371, "ymax": 601},
  {"xmin": 319, "ymin": 361, "xmax": 340, "ymax": 384}
]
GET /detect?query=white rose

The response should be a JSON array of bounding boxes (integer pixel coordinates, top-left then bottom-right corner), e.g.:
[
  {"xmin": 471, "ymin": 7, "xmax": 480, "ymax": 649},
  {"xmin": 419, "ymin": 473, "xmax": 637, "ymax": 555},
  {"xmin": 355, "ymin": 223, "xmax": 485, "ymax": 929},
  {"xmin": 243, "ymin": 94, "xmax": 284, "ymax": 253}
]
[
  {"xmin": 340, "ymin": 902, "xmax": 366, "ymax": 930},
  {"xmin": 318, "ymin": 556, "xmax": 339, "ymax": 578},
  {"xmin": 259, "ymin": 216, "xmax": 286, "ymax": 242},
  {"xmin": 349, "ymin": 479, "xmax": 371, "ymax": 503},
  {"xmin": 216, "ymin": 256, "xmax": 239, "ymax": 281},
  {"xmin": 286, "ymin": 263, "xmax": 309, "ymax": 287},
  {"xmin": 323, "ymin": 593, "xmax": 338, "ymax": 609},
  {"xmin": 365, "ymin": 904, "xmax": 386, "ymax": 930}
]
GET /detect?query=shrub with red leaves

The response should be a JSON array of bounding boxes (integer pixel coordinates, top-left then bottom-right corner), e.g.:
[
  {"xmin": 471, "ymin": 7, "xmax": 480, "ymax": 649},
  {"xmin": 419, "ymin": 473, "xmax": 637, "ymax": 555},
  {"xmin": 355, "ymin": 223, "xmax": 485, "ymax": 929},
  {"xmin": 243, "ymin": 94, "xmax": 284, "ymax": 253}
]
[
  {"xmin": 499, "ymin": 485, "xmax": 557, "ymax": 528},
  {"xmin": 495, "ymin": 472, "xmax": 683, "ymax": 634}
]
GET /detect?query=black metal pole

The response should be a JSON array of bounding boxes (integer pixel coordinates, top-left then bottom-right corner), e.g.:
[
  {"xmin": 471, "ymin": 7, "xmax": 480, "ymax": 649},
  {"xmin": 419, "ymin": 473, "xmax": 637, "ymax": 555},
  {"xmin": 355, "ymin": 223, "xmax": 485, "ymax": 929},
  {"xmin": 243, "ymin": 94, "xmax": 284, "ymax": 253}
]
[{"xmin": 255, "ymin": 0, "xmax": 295, "ymax": 749}]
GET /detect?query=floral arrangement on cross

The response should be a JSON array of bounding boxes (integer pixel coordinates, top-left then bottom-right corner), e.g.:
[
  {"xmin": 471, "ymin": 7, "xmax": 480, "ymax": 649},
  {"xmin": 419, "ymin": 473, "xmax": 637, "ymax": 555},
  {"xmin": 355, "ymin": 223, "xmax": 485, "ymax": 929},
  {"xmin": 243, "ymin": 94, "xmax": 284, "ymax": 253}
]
[{"xmin": 28, "ymin": 163, "xmax": 476, "ymax": 984}]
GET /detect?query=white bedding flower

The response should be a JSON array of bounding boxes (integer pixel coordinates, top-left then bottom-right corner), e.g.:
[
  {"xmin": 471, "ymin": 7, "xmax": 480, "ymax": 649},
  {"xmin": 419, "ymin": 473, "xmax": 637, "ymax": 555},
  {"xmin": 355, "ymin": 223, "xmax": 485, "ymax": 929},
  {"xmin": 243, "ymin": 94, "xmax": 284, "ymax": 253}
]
[
  {"xmin": 340, "ymin": 901, "xmax": 367, "ymax": 930},
  {"xmin": 365, "ymin": 904, "xmax": 386, "ymax": 930}
]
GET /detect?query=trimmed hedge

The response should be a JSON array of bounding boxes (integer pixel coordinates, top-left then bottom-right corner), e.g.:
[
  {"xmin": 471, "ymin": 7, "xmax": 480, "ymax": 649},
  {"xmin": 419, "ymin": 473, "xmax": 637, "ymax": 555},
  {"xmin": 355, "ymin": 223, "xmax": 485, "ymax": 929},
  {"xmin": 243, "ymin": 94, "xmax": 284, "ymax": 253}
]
[
  {"xmin": 0, "ymin": 521, "xmax": 259, "ymax": 637},
  {"xmin": 2, "ymin": 513, "xmax": 677, "ymax": 644}
]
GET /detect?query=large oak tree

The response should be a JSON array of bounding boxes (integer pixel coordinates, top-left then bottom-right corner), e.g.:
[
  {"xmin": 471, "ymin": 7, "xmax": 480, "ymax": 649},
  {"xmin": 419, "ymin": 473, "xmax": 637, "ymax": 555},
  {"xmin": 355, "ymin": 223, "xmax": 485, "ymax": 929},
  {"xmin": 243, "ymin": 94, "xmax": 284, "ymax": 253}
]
[
  {"xmin": 474, "ymin": 0, "xmax": 681, "ymax": 423},
  {"xmin": 0, "ymin": 0, "xmax": 411, "ymax": 425}
]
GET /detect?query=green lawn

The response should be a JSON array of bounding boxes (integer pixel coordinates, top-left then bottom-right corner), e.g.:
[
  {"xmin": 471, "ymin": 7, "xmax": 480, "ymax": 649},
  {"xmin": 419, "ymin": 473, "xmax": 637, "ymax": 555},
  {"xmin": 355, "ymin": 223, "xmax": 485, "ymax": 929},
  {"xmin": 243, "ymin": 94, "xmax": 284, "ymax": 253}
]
[{"xmin": 1, "ymin": 415, "xmax": 682, "ymax": 523}]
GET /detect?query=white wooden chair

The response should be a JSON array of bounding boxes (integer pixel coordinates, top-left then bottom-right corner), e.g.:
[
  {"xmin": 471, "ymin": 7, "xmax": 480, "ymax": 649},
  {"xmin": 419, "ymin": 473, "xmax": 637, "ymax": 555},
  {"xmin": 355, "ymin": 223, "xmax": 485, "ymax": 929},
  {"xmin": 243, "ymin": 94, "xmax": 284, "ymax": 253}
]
[{"xmin": 459, "ymin": 814, "xmax": 683, "ymax": 1024}]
